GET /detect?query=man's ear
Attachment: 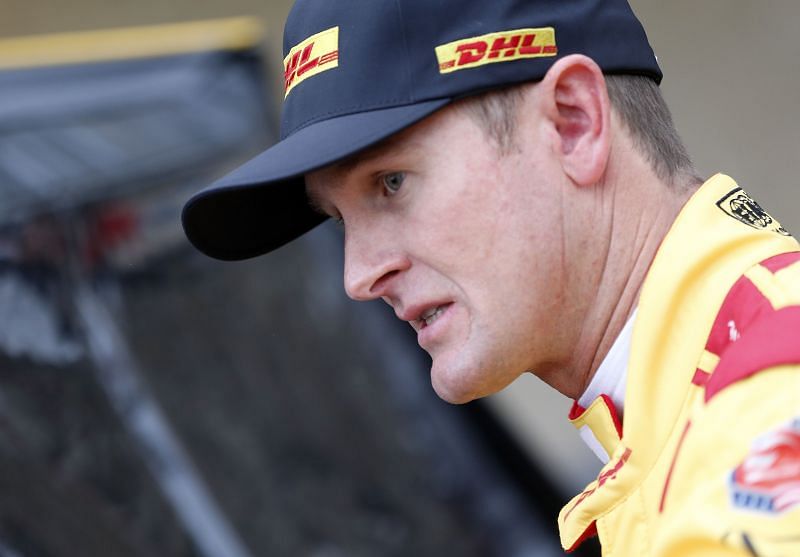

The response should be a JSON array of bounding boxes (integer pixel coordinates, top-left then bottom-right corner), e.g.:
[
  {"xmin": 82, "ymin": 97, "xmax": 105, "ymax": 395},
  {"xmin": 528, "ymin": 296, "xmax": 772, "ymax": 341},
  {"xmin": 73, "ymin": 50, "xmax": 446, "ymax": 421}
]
[{"xmin": 539, "ymin": 54, "xmax": 611, "ymax": 186}]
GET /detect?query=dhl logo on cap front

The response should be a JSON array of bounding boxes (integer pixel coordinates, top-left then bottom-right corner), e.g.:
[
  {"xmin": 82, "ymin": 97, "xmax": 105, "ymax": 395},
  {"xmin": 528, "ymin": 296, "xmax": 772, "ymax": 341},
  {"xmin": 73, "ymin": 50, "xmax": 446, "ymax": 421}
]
[
  {"xmin": 436, "ymin": 27, "xmax": 557, "ymax": 74},
  {"xmin": 284, "ymin": 26, "xmax": 339, "ymax": 98}
]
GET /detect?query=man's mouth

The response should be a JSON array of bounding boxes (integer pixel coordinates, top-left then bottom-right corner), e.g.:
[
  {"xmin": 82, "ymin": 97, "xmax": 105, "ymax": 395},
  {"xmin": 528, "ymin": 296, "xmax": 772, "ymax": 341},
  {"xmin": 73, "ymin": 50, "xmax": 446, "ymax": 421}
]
[
  {"xmin": 420, "ymin": 305, "xmax": 446, "ymax": 328},
  {"xmin": 412, "ymin": 303, "xmax": 454, "ymax": 331}
]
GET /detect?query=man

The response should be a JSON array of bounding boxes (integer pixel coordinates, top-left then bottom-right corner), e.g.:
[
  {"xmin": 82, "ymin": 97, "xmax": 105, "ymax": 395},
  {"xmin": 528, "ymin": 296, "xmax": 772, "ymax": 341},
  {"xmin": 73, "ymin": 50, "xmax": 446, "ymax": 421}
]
[{"xmin": 182, "ymin": 0, "xmax": 800, "ymax": 554}]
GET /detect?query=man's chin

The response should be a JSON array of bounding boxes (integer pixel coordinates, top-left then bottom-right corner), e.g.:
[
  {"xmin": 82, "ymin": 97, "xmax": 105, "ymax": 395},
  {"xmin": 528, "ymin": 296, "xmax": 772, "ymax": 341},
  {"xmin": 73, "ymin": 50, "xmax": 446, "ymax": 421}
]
[
  {"xmin": 430, "ymin": 365, "xmax": 487, "ymax": 405},
  {"xmin": 429, "ymin": 355, "xmax": 522, "ymax": 404},
  {"xmin": 432, "ymin": 384, "xmax": 477, "ymax": 405}
]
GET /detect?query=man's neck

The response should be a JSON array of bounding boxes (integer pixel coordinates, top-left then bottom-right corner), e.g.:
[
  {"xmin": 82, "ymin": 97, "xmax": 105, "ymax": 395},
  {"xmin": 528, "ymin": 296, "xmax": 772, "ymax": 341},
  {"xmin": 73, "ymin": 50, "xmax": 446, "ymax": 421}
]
[
  {"xmin": 550, "ymin": 156, "xmax": 698, "ymax": 399},
  {"xmin": 584, "ymin": 168, "xmax": 698, "ymax": 395}
]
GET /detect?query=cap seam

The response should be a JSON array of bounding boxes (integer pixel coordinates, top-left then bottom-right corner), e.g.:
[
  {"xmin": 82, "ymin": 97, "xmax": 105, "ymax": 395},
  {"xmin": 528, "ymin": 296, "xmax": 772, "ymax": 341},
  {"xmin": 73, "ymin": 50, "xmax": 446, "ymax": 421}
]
[{"xmin": 394, "ymin": 0, "xmax": 415, "ymax": 102}]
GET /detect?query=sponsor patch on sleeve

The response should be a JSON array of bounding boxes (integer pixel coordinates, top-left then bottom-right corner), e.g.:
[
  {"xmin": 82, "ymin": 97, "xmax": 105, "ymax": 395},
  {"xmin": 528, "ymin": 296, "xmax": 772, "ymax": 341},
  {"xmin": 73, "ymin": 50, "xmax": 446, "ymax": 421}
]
[
  {"xmin": 730, "ymin": 418, "xmax": 800, "ymax": 514},
  {"xmin": 435, "ymin": 27, "xmax": 557, "ymax": 75},
  {"xmin": 716, "ymin": 187, "xmax": 791, "ymax": 236},
  {"xmin": 284, "ymin": 26, "xmax": 339, "ymax": 98}
]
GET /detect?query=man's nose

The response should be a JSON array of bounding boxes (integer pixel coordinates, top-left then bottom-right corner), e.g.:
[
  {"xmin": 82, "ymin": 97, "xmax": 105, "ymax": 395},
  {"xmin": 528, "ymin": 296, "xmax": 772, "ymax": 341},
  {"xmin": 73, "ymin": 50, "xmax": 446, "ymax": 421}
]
[{"xmin": 343, "ymin": 231, "xmax": 408, "ymax": 302}]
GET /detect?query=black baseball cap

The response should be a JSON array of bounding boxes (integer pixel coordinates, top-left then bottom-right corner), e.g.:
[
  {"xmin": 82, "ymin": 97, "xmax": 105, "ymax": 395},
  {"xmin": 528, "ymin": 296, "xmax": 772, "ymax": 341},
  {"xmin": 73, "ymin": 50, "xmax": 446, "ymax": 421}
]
[{"xmin": 182, "ymin": 0, "xmax": 661, "ymax": 261}]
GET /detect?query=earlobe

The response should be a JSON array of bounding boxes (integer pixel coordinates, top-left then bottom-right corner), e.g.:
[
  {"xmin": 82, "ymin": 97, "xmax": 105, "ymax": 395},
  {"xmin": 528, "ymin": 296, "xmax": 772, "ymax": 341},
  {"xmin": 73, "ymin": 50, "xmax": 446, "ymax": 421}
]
[{"xmin": 542, "ymin": 55, "xmax": 611, "ymax": 186}]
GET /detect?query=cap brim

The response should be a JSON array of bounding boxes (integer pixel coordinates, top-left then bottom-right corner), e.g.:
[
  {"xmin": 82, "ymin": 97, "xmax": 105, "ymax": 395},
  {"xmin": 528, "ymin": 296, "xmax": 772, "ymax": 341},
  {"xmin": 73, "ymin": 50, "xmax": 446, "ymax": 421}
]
[{"xmin": 182, "ymin": 98, "xmax": 451, "ymax": 260}]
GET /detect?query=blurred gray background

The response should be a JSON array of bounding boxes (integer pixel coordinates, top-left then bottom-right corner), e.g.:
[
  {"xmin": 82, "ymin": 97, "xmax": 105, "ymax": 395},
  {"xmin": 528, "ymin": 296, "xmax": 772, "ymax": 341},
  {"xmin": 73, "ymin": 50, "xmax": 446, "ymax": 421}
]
[{"xmin": 0, "ymin": 1, "xmax": 798, "ymax": 556}]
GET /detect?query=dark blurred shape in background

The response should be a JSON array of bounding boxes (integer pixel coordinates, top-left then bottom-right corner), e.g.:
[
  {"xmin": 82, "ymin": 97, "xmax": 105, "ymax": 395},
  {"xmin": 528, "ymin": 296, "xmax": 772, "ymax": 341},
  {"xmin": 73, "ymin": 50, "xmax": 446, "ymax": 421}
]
[{"xmin": 0, "ymin": 19, "xmax": 595, "ymax": 557}]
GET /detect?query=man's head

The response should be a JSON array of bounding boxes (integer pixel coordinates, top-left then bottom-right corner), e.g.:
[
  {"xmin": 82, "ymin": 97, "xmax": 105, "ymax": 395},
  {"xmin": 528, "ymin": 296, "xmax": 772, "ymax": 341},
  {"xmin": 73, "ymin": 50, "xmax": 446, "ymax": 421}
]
[
  {"xmin": 182, "ymin": 0, "xmax": 689, "ymax": 402},
  {"xmin": 303, "ymin": 52, "xmax": 695, "ymax": 402},
  {"xmin": 306, "ymin": 54, "xmax": 607, "ymax": 402}
]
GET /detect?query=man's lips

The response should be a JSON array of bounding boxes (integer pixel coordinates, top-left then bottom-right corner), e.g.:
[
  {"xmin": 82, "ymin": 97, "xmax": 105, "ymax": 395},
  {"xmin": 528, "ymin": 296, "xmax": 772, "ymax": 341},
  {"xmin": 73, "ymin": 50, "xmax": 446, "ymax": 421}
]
[{"xmin": 399, "ymin": 302, "xmax": 454, "ymax": 332}]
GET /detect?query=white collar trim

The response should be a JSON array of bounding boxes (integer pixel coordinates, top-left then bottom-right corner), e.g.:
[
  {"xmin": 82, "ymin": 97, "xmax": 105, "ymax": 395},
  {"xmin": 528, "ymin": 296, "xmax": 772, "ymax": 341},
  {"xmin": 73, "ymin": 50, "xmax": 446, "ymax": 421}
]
[{"xmin": 578, "ymin": 307, "xmax": 637, "ymax": 418}]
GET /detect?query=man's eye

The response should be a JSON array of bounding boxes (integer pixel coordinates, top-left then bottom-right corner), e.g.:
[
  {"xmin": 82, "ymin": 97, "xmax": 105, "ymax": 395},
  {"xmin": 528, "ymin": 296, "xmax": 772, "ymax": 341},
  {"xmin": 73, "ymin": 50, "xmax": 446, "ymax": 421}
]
[{"xmin": 380, "ymin": 172, "xmax": 405, "ymax": 196}]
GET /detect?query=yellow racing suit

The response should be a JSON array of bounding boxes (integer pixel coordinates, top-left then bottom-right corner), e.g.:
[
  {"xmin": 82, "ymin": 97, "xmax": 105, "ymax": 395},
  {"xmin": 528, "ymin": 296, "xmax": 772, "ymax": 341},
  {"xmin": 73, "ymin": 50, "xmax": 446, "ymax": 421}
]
[{"xmin": 559, "ymin": 174, "xmax": 800, "ymax": 556}]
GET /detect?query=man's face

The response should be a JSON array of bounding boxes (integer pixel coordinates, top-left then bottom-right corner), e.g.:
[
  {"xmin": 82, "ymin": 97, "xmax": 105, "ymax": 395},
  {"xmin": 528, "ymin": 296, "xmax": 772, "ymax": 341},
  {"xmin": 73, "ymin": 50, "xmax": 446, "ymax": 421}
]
[{"xmin": 306, "ymin": 99, "xmax": 572, "ymax": 403}]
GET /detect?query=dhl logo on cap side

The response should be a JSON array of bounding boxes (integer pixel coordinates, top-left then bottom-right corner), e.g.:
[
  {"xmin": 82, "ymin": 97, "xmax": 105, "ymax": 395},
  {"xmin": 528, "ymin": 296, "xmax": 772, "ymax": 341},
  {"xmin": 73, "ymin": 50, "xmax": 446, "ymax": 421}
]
[
  {"xmin": 284, "ymin": 26, "xmax": 339, "ymax": 98},
  {"xmin": 436, "ymin": 27, "xmax": 557, "ymax": 74}
]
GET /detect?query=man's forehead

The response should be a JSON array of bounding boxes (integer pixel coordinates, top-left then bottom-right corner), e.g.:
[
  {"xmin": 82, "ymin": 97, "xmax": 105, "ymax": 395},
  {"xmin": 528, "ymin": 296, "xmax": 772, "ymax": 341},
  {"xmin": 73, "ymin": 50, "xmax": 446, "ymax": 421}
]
[
  {"xmin": 331, "ymin": 131, "xmax": 408, "ymax": 175},
  {"xmin": 304, "ymin": 135, "xmax": 398, "ymax": 206}
]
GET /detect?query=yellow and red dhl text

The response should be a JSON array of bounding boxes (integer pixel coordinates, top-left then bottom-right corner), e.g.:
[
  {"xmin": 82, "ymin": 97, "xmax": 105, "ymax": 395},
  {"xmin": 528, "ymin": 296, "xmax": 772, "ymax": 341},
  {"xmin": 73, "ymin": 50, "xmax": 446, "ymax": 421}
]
[
  {"xmin": 435, "ymin": 27, "xmax": 557, "ymax": 74},
  {"xmin": 284, "ymin": 26, "xmax": 339, "ymax": 98}
]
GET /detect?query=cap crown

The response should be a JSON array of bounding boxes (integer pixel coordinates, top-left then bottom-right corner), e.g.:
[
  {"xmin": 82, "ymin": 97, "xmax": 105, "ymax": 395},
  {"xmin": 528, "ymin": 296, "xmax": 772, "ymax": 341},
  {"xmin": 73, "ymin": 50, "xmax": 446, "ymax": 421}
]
[{"xmin": 280, "ymin": 0, "xmax": 661, "ymax": 139}]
